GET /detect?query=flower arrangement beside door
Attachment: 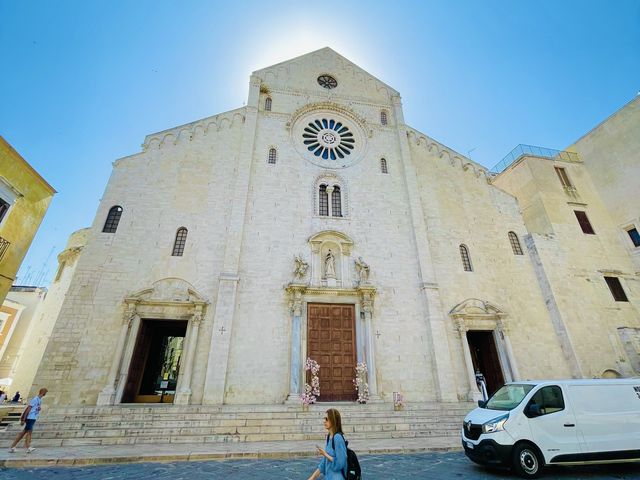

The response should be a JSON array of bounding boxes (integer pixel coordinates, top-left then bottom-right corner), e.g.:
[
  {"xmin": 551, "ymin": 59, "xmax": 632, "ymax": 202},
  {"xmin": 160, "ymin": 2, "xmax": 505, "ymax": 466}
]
[
  {"xmin": 354, "ymin": 362, "xmax": 369, "ymax": 404},
  {"xmin": 302, "ymin": 357, "xmax": 320, "ymax": 406}
]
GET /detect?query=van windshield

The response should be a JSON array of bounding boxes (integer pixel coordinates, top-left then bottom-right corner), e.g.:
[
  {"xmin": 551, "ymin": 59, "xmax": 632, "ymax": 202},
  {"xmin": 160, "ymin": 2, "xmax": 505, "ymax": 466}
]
[{"xmin": 485, "ymin": 384, "xmax": 535, "ymax": 411}]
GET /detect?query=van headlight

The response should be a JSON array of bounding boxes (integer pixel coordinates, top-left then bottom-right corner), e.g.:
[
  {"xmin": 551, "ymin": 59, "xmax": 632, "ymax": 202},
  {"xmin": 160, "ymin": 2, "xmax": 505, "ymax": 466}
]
[{"xmin": 482, "ymin": 414, "xmax": 508, "ymax": 434}]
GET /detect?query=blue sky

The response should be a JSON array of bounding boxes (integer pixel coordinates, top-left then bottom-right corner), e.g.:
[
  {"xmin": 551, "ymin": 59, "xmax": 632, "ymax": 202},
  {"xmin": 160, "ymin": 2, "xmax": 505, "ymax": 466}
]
[{"xmin": 1, "ymin": 0, "xmax": 639, "ymax": 285}]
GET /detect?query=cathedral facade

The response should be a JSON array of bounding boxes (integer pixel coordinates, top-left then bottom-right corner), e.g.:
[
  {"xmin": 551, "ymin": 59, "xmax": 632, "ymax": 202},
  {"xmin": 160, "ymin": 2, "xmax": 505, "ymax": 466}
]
[{"xmin": 32, "ymin": 48, "xmax": 639, "ymax": 407}]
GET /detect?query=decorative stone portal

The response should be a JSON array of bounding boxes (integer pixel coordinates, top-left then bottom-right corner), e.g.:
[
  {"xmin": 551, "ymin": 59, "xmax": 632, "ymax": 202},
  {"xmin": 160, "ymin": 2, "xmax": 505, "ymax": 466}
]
[
  {"xmin": 449, "ymin": 298, "xmax": 519, "ymax": 402},
  {"xmin": 96, "ymin": 278, "xmax": 208, "ymax": 406},
  {"xmin": 285, "ymin": 230, "xmax": 378, "ymax": 404}
]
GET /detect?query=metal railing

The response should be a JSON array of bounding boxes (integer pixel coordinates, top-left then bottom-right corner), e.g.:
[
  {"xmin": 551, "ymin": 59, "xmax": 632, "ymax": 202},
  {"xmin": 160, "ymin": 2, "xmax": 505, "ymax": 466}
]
[
  {"xmin": 0, "ymin": 236, "xmax": 9, "ymax": 262},
  {"xmin": 491, "ymin": 144, "xmax": 580, "ymax": 174}
]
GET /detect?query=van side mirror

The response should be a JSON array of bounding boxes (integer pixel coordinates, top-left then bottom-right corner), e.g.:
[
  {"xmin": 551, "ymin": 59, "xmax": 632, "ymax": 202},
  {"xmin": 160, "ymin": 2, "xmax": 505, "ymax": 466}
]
[
  {"xmin": 478, "ymin": 400, "xmax": 487, "ymax": 408},
  {"xmin": 525, "ymin": 403, "xmax": 542, "ymax": 418}
]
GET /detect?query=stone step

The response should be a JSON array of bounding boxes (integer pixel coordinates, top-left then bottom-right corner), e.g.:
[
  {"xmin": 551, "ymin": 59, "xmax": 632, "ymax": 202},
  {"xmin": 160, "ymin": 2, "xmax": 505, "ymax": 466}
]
[
  {"xmin": 39, "ymin": 409, "xmax": 471, "ymax": 423},
  {"xmin": 45, "ymin": 402, "xmax": 474, "ymax": 415},
  {"xmin": 0, "ymin": 429, "xmax": 461, "ymax": 448},
  {"xmin": 5, "ymin": 421, "xmax": 460, "ymax": 437},
  {"xmin": 32, "ymin": 414, "xmax": 464, "ymax": 429},
  {"xmin": 0, "ymin": 402, "xmax": 470, "ymax": 448}
]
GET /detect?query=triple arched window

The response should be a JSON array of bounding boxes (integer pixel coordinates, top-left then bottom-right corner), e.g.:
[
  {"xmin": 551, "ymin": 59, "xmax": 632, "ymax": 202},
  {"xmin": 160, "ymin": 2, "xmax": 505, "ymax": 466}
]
[
  {"xmin": 102, "ymin": 206, "xmax": 123, "ymax": 233},
  {"xmin": 459, "ymin": 244, "xmax": 473, "ymax": 271},
  {"xmin": 318, "ymin": 184, "xmax": 342, "ymax": 217},
  {"xmin": 268, "ymin": 148, "xmax": 277, "ymax": 164},
  {"xmin": 508, "ymin": 231, "xmax": 523, "ymax": 255},
  {"xmin": 172, "ymin": 227, "xmax": 188, "ymax": 256},
  {"xmin": 265, "ymin": 97, "xmax": 272, "ymax": 111}
]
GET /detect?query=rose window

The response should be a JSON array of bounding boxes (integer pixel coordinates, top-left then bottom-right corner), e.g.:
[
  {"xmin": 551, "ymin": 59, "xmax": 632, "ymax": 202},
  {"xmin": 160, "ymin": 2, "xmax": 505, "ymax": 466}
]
[
  {"xmin": 302, "ymin": 118, "xmax": 355, "ymax": 160},
  {"xmin": 317, "ymin": 75, "xmax": 338, "ymax": 89}
]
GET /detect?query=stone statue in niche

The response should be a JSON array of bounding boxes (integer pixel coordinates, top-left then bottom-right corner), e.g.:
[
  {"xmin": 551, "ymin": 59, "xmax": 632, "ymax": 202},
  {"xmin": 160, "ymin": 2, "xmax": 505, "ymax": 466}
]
[
  {"xmin": 355, "ymin": 256, "xmax": 370, "ymax": 284},
  {"xmin": 293, "ymin": 254, "xmax": 309, "ymax": 281},
  {"xmin": 324, "ymin": 249, "xmax": 336, "ymax": 279}
]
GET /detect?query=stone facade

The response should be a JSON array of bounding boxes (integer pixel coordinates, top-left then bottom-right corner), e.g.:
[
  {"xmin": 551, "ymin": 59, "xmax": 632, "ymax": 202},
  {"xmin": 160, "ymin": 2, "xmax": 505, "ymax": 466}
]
[
  {"xmin": 32, "ymin": 49, "xmax": 639, "ymax": 408},
  {"xmin": 2, "ymin": 228, "xmax": 89, "ymax": 397}
]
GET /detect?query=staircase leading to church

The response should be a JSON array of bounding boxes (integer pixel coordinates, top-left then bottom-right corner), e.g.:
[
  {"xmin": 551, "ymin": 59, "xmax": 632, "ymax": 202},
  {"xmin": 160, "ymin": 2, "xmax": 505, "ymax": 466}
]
[{"xmin": 0, "ymin": 402, "xmax": 473, "ymax": 448}]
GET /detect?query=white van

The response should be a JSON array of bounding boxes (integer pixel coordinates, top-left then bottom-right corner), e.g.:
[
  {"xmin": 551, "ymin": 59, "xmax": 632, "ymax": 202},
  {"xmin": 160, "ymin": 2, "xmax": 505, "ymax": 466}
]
[{"xmin": 462, "ymin": 379, "xmax": 640, "ymax": 478}]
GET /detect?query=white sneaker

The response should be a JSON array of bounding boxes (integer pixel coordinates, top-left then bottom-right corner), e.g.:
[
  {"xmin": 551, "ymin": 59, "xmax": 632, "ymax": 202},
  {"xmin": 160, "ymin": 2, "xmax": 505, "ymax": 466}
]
[
  {"xmin": 8, "ymin": 447, "xmax": 16, "ymax": 453},
  {"xmin": 26, "ymin": 447, "xmax": 36, "ymax": 453}
]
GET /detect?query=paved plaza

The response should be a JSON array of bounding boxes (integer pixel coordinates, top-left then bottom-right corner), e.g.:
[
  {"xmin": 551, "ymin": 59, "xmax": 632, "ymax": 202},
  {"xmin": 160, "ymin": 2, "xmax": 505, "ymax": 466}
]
[{"xmin": 1, "ymin": 452, "xmax": 639, "ymax": 479}]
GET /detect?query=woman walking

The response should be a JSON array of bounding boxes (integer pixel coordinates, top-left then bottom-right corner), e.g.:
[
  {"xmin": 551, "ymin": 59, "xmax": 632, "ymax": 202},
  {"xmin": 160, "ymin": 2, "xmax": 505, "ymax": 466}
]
[{"xmin": 307, "ymin": 408, "xmax": 347, "ymax": 480}]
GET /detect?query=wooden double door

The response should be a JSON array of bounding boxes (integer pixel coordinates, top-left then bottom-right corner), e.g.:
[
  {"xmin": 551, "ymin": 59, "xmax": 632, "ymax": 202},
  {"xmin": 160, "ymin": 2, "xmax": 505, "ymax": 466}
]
[{"xmin": 307, "ymin": 303, "xmax": 357, "ymax": 401}]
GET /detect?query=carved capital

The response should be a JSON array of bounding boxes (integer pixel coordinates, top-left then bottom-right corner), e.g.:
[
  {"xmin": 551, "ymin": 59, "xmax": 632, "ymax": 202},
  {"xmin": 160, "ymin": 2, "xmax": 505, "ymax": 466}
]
[
  {"xmin": 360, "ymin": 291, "xmax": 374, "ymax": 314},
  {"xmin": 287, "ymin": 286, "xmax": 305, "ymax": 317},
  {"xmin": 188, "ymin": 303, "xmax": 204, "ymax": 326},
  {"xmin": 122, "ymin": 302, "xmax": 137, "ymax": 326},
  {"xmin": 456, "ymin": 318, "xmax": 467, "ymax": 335},
  {"xmin": 497, "ymin": 319, "xmax": 509, "ymax": 335}
]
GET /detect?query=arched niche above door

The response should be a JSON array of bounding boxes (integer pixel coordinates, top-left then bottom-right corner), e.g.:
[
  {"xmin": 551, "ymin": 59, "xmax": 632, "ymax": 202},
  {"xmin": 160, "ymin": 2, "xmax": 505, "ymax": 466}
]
[{"xmin": 308, "ymin": 230, "xmax": 354, "ymax": 287}]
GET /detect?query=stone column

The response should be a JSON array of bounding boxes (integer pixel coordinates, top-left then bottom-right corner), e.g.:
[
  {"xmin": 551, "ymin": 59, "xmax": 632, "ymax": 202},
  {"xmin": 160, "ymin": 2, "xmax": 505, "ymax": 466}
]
[
  {"xmin": 360, "ymin": 289, "xmax": 380, "ymax": 401},
  {"xmin": 326, "ymin": 186, "xmax": 334, "ymax": 217},
  {"xmin": 114, "ymin": 314, "xmax": 141, "ymax": 404},
  {"xmin": 498, "ymin": 319, "xmax": 520, "ymax": 381},
  {"xmin": 97, "ymin": 304, "xmax": 136, "ymax": 406},
  {"xmin": 457, "ymin": 319, "xmax": 482, "ymax": 402},
  {"xmin": 175, "ymin": 306, "xmax": 203, "ymax": 405},
  {"xmin": 286, "ymin": 287, "xmax": 304, "ymax": 403}
]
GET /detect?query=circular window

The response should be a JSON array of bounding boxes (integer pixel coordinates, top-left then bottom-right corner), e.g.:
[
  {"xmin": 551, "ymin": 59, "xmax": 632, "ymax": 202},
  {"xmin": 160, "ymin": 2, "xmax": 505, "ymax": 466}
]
[
  {"xmin": 302, "ymin": 118, "xmax": 354, "ymax": 160},
  {"xmin": 317, "ymin": 75, "xmax": 338, "ymax": 89}
]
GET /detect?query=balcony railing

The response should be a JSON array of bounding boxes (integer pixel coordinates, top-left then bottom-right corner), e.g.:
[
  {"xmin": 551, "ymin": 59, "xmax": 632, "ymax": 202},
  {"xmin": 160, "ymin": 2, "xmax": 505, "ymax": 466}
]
[
  {"xmin": 491, "ymin": 144, "xmax": 580, "ymax": 174},
  {"xmin": 0, "ymin": 236, "xmax": 9, "ymax": 262}
]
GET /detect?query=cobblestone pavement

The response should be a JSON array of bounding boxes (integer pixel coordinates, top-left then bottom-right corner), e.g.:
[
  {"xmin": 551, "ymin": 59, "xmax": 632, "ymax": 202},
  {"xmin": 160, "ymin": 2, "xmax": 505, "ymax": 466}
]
[{"xmin": 1, "ymin": 452, "xmax": 639, "ymax": 479}]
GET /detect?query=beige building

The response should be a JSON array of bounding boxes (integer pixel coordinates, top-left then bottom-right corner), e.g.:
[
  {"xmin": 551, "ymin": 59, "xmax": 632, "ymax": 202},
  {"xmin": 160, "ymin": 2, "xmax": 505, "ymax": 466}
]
[
  {"xmin": 0, "ymin": 136, "xmax": 56, "ymax": 305},
  {"xmin": 32, "ymin": 49, "xmax": 639, "ymax": 409},
  {"xmin": 0, "ymin": 228, "xmax": 89, "ymax": 397}
]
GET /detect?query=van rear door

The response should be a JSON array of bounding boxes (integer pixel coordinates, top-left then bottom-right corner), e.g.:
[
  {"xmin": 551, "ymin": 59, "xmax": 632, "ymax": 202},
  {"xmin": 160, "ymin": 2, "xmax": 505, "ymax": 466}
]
[
  {"xmin": 568, "ymin": 383, "xmax": 640, "ymax": 455},
  {"xmin": 525, "ymin": 385, "xmax": 582, "ymax": 462}
]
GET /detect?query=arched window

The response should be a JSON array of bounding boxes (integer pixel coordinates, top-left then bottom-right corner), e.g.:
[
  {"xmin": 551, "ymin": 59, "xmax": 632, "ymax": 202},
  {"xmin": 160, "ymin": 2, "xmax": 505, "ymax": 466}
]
[
  {"xmin": 319, "ymin": 185, "xmax": 329, "ymax": 216},
  {"xmin": 172, "ymin": 227, "xmax": 188, "ymax": 256},
  {"xmin": 380, "ymin": 110, "xmax": 388, "ymax": 125},
  {"xmin": 332, "ymin": 186, "xmax": 342, "ymax": 217},
  {"xmin": 268, "ymin": 148, "xmax": 277, "ymax": 164},
  {"xmin": 102, "ymin": 206, "xmax": 123, "ymax": 233},
  {"xmin": 460, "ymin": 244, "xmax": 473, "ymax": 271},
  {"xmin": 508, "ymin": 231, "xmax": 523, "ymax": 255},
  {"xmin": 381, "ymin": 158, "xmax": 388, "ymax": 174},
  {"xmin": 265, "ymin": 97, "xmax": 272, "ymax": 111}
]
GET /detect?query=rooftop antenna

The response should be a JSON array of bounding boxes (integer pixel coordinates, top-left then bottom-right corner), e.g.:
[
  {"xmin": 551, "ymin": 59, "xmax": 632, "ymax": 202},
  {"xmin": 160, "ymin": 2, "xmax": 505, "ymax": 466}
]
[
  {"xmin": 467, "ymin": 147, "xmax": 476, "ymax": 159},
  {"xmin": 32, "ymin": 246, "xmax": 56, "ymax": 287}
]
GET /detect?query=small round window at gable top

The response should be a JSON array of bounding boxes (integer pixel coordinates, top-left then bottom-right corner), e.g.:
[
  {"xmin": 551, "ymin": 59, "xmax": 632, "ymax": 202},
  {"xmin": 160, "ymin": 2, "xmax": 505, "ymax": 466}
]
[
  {"xmin": 317, "ymin": 75, "xmax": 338, "ymax": 89},
  {"xmin": 303, "ymin": 118, "xmax": 355, "ymax": 160}
]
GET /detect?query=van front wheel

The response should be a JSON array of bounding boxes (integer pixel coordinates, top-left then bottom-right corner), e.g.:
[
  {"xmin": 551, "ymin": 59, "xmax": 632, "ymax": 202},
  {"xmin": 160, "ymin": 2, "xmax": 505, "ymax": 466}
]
[{"xmin": 512, "ymin": 442, "xmax": 543, "ymax": 478}]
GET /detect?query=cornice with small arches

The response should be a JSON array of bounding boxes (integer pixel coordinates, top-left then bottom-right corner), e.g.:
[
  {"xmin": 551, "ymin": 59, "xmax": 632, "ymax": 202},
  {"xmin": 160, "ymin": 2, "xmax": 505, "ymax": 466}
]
[
  {"xmin": 406, "ymin": 127, "xmax": 491, "ymax": 182},
  {"xmin": 141, "ymin": 108, "xmax": 247, "ymax": 151}
]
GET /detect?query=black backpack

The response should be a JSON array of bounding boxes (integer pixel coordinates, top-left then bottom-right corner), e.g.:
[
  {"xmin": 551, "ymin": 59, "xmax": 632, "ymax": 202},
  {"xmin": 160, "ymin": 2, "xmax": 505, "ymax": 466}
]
[{"xmin": 331, "ymin": 432, "xmax": 362, "ymax": 480}]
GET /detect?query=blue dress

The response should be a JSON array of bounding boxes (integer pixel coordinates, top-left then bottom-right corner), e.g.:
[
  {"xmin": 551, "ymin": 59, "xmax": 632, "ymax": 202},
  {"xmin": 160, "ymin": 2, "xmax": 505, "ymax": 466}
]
[{"xmin": 318, "ymin": 433, "xmax": 347, "ymax": 479}]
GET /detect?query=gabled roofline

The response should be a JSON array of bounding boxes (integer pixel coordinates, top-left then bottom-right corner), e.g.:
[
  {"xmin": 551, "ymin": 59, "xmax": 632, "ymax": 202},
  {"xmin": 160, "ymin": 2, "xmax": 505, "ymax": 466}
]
[{"xmin": 252, "ymin": 47, "xmax": 400, "ymax": 96}]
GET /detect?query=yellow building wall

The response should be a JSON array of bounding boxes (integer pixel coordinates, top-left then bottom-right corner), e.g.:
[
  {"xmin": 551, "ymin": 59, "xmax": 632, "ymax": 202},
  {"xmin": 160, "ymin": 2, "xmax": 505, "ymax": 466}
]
[{"xmin": 0, "ymin": 136, "xmax": 56, "ymax": 303}]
